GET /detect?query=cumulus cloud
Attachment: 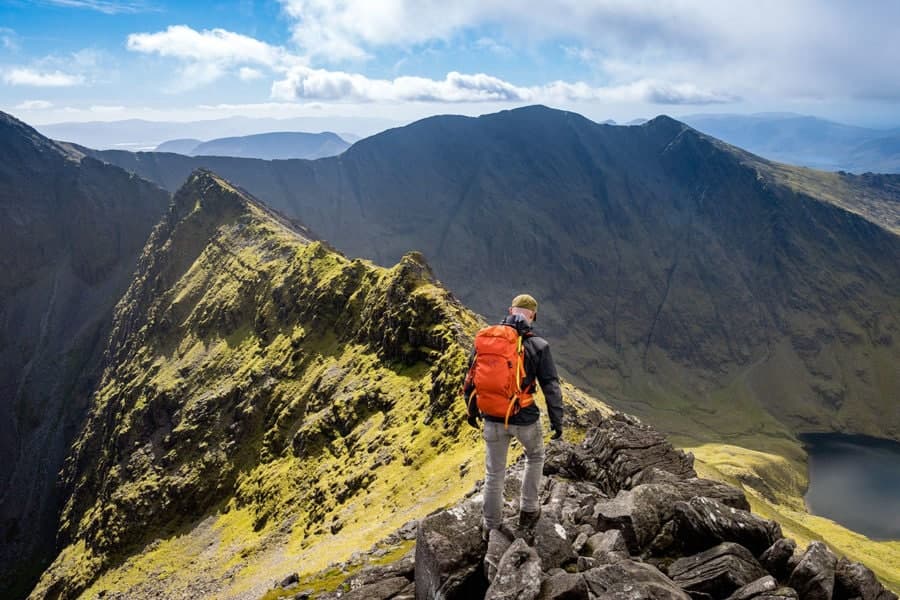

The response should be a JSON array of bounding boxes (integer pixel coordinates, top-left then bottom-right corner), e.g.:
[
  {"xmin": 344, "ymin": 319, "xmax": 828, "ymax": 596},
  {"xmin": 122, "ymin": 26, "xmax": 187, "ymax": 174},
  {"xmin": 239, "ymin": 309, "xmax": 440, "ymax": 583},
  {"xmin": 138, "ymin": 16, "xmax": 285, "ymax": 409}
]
[
  {"xmin": 276, "ymin": 0, "xmax": 900, "ymax": 101},
  {"xmin": 271, "ymin": 66, "xmax": 734, "ymax": 105},
  {"xmin": 126, "ymin": 25, "xmax": 298, "ymax": 88},
  {"xmin": 124, "ymin": 24, "xmax": 736, "ymax": 105},
  {"xmin": 127, "ymin": 25, "xmax": 287, "ymax": 66},
  {"xmin": 15, "ymin": 100, "xmax": 54, "ymax": 110},
  {"xmin": 3, "ymin": 68, "xmax": 85, "ymax": 87}
]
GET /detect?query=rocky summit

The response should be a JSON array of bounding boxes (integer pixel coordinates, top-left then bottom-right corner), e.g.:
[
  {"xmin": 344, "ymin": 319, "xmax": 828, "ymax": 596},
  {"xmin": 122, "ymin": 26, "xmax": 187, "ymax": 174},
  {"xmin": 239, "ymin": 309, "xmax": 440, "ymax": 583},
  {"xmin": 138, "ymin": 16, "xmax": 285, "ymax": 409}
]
[{"xmin": 302, "ymin": 413, "xmax": 896, "ymax": 600}]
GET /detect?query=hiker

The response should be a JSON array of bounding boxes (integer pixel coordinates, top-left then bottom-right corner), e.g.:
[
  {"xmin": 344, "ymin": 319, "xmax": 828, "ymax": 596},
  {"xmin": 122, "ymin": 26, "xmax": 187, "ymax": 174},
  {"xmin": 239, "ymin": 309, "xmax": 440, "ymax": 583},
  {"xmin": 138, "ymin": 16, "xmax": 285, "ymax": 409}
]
[{"xmin": 463, "ymin": 293, "xmax": 564, "ymax": 538}]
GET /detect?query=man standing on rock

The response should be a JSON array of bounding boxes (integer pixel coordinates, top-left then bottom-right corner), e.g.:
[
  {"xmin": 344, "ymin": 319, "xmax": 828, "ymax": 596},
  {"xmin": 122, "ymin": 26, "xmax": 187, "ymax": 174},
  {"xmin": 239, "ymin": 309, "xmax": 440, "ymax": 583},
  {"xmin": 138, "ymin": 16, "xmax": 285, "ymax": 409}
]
[{"xmin": 463, "ymin": 293, "xmax": 564, "ymax": 538}]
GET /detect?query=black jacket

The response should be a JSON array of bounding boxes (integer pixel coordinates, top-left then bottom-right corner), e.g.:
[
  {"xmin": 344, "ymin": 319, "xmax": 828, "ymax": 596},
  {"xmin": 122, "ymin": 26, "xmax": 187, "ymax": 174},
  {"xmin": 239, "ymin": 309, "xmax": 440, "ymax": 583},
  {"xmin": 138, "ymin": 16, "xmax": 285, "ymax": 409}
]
[{"xmin": 464, "ymin": 315, "xmax": 564, "ymax": 430}]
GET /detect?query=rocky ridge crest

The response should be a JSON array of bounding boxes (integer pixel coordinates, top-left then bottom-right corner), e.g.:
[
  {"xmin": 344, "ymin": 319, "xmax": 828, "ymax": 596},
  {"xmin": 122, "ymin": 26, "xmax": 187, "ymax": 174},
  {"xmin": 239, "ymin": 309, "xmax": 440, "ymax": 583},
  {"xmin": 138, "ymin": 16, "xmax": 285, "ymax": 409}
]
[{"xmin": 297, "ymin": 413, "xmax": 896, "ymax": 600}]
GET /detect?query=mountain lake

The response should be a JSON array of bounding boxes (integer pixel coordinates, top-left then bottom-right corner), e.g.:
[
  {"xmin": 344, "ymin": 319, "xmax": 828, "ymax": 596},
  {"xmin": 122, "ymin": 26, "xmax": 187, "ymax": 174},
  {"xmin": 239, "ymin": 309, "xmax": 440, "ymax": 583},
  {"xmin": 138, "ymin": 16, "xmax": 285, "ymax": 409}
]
[{"xmin": 801, "ymin": 433, "xmax": 900, "ymax": 540}]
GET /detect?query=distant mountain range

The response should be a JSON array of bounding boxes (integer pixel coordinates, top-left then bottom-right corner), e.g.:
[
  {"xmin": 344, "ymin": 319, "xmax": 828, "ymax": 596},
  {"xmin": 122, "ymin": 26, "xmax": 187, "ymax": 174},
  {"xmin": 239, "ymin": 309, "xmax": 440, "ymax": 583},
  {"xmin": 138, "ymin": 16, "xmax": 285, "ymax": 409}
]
[
  {"xmin": 154, "ymin": 130, "xmax": 351, "ymax": 159},
  {"xmin": 34, "ymin": 114, "xmax": 398, "ymax": 151},
  {"xmin": 682, "ymin": 113, "xmax": 900, "ymax": 173},
  {"xmin": 31, "ymin": 111, "xmax": 900, "ymax": 172}
]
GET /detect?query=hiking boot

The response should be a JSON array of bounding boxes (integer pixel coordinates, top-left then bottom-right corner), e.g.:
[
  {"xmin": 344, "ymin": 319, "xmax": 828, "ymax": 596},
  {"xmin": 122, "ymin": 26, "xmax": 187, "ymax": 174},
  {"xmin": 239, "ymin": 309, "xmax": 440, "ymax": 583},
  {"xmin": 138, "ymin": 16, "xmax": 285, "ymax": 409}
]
[{"xmin": 518, "ymin": 508, "xmax": 541, "ymax": 530}]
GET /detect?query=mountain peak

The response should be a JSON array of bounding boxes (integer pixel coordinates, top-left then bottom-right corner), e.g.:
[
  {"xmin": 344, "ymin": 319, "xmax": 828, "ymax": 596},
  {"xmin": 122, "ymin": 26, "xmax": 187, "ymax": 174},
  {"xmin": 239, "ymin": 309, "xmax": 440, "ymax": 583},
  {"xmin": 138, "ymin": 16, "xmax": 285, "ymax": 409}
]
[
  {"xmin": 642, "ymin": 114, "xmax": 691, "ymax": 136},
  {"xmin": 169, "ymin": 168, "xmax": 249, "ymax": 223},
  {"xmin": 170, "ymin": 168, "xmax": 313, "ymax": 251}
]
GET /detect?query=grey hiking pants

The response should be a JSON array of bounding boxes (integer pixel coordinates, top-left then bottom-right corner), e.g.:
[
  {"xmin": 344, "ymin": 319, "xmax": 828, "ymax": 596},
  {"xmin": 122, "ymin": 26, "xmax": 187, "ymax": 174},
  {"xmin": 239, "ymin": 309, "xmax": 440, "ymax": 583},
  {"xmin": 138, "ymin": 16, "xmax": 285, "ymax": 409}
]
[{"xmin": 482, "ymin": 420, "xmax": 545, "ymax": 530}]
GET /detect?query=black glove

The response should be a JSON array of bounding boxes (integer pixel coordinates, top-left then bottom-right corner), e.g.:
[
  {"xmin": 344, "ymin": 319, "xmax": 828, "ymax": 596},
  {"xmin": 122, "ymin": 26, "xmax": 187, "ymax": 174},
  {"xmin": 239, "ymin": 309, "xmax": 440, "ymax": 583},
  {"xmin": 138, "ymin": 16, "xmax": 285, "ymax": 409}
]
[
  {"xmin": 551, "ymin": 427, "xmax": 563, "ymax": 440},
  {"xmin": 467, "ymin": 413, "xmax": 481, "ymax": 429}
]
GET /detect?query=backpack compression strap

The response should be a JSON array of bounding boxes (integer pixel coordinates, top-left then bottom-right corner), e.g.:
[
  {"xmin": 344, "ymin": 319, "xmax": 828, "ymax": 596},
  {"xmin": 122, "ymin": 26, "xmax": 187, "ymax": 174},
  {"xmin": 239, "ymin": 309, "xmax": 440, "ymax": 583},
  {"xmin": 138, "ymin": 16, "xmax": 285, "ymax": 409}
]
[{"xmin": 504, "ymin": 334, "xmax": 526, "ymax": 428}]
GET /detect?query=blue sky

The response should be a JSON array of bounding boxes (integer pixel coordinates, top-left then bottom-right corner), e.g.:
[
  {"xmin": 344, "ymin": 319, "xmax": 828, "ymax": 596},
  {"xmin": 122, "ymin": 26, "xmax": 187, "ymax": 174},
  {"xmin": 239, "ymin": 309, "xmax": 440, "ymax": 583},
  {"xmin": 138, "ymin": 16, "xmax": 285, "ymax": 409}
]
[{"xmin": 2, "ymin": 0, "xmax": 900, "ymax": 128}]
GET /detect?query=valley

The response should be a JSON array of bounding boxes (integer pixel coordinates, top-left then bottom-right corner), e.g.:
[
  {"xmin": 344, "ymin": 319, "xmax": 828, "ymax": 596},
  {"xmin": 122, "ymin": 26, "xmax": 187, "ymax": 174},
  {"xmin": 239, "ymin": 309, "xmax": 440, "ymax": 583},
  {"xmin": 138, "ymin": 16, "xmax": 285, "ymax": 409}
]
[{"xmin": 1, "ymin": 107, "xmax": 897, "ymax": 597}]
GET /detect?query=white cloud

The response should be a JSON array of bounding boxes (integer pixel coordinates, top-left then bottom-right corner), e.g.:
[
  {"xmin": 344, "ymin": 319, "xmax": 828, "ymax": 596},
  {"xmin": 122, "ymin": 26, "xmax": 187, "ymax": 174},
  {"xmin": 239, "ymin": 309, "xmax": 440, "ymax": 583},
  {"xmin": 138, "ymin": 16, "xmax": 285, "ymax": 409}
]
[
  {"xmin": 123, "ymin": 24, "xmax": 736, "ymax": 105},
  {"xmin": 276, "ymin": 0, "xmax": 900, "ymax": 101},
  {"xmin": 127, "ymin": 25, "xmax": 290, "ymax": 68},
  {"xmin": 239, "ymin": 67, "xmax": 264, "ymax": 81},
  {"xmin": 126, "ymin": 25, "xmax": 298, "ymax": 89},
  {"xmin": 3, "ymin": 68, "xmax": 85, "ymax": 87},
  {"xmin": 271, "ymin": 66, "xmax": 734, "ymax": 105},
  {"xmin": 15, "ymin": 100, "xmax": 54, "ymax": 110}
]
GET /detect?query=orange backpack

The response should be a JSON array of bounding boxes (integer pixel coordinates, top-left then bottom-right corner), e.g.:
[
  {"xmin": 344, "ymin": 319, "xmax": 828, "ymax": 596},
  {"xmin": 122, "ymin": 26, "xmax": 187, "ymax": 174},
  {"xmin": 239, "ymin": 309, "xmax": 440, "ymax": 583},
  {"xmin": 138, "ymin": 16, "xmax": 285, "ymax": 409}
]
[{"xmin": 467, "ymin": 325, "xmax": 534, "ymax": 425}]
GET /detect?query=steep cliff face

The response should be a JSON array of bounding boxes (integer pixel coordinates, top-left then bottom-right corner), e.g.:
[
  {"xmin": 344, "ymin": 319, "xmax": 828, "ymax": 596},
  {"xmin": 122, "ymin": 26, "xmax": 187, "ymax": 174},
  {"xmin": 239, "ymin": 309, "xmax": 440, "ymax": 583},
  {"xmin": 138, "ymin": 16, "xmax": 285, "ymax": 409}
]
[
  {"xmin": 82, "ymin": 107, "xmax": 900, "ymax": 447},
  {"xmin": 30, "ymin": 171, "xmax": 607, "ymax": 599},
  {"xmin": 0, "ymin": 112, "xmax": 169, "ymax": 596}
]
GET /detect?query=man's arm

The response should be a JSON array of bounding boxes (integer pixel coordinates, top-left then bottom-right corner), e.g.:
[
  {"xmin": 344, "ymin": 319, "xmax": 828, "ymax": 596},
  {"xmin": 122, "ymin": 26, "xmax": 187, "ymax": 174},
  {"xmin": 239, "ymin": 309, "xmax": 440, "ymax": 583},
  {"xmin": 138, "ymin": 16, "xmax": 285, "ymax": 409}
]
[
  {"xmin": 462, "ymin": 348, "xmax": 479, "ymax": 427},
  {"xmin": 531, "ymin": 338, "xmax": 563, "ymax": 436}
]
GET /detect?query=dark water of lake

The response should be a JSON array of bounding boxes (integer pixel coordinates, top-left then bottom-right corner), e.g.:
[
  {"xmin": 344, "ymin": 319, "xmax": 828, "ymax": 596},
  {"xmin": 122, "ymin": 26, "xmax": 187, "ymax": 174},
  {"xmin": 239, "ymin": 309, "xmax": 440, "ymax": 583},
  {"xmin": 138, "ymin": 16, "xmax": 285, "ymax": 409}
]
[{"xmin": 801, "ymin": 433, "xmax": 900, "ymax": 540}]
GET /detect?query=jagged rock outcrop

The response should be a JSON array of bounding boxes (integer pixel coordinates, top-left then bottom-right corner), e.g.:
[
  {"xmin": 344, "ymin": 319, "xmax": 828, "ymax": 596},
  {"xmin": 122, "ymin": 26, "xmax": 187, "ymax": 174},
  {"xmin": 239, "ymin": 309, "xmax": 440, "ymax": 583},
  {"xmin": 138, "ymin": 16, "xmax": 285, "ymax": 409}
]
[
  {"xmin": 485, "ymin": 538, "xmax": 543, "ymax": 600},
  {"xmin": 761, "ymin": 538, "xmax": 799, "ymax": 582},
  {"xmin": 725, "ymin": 575, "xmax": 780, "ymax": 600},
  {"xmin": 320, "ymin": 413, "xmax": 897, "ymax": 600},
  {"xmin": 788, "ymin": 542, "xmax": 837, "ymax": 600},
  {"xmin": 414, "ymin": 498, "xmax": 488, "ymax": 599},
  {"xmin": 834, "ymin": 557, "xmax": 898, "ymax": 600},
  {"xmin": 668, "ymin": 543, "xmax": 768, "ymax": 598}
]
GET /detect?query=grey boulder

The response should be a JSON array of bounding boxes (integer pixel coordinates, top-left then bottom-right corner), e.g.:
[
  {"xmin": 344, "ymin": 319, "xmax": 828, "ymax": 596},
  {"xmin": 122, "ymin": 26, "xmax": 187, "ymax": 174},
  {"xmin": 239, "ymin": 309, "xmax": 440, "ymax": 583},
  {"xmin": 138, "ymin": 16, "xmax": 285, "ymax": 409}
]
[
  {"xmin": 760, "ymin": 538, "xmax": 797, "ymax": 582},
  {"xmin": 415, "ymin": 498, "xmax": 487, "ymax": 600},
  {"xmin": 668, "ymin": 542, "xmax": 769, "ymax": 599},
  {"xmin": 834, "ymin": 556, "xmax": 898, "ymax": 600},
  {"xmin": 671, "ymin": 497, "xmax": 782, "ymax": 556},
  {"xmin": 583, "ymin": 560, "xmax": 691, "ymax": 599},
  {"xmin": 485, "ymin": 538, "xmax": 543, "ymax": 600},
  {"xmin": 537, "ymin": 571, "xmax": 589, "ymax": 599},
  {"xmin": 787, "ymin": 541, "xmax": 837, "ymax": 600}
]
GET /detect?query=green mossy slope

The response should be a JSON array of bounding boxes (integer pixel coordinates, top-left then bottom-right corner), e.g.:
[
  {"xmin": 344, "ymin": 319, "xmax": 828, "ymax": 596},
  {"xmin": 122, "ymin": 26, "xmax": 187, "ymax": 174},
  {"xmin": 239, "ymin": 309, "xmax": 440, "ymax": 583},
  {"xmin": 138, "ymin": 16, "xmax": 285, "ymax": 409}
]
[{"xmin": 30, "ymin": 171, "xmax": 607, "ymax": 599}]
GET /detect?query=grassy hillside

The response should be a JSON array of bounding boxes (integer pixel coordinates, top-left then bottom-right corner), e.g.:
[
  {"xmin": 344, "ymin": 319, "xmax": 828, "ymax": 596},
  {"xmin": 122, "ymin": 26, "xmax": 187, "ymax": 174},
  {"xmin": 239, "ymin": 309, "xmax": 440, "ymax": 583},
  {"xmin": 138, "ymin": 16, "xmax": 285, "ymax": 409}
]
[{"xmin": 30, "ymin": 171, "xmax": 608, "ymax": 599}]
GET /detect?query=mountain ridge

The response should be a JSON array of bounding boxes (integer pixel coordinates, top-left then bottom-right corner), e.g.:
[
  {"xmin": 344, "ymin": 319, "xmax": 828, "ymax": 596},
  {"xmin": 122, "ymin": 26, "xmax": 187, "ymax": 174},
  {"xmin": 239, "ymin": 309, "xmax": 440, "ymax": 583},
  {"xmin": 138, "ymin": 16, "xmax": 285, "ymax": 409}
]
[{"xmin": 76, "ymin": 106, "xmax": 900, "ymax": 447}]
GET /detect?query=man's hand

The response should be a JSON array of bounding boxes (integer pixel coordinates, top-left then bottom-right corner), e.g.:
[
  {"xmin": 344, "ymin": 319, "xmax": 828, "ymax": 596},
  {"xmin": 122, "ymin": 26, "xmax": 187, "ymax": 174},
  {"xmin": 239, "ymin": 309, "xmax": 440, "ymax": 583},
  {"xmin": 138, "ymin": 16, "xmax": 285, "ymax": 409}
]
[
  {"xmin": 467, "ymin": 413, "xmax": 481, "ymax": 429},
  {"xmin": 551, "ymin": 427, "xmax": 563, "ymax": 440}
]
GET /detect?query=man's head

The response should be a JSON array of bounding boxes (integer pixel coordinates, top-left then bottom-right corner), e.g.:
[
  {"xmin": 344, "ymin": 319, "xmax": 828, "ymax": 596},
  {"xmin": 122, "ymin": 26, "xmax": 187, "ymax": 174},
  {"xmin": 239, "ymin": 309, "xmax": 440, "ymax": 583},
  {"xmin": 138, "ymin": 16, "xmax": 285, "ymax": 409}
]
[{"xmin": 509, "ymin": 293, "xmax": 538, "ymax": 323}]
